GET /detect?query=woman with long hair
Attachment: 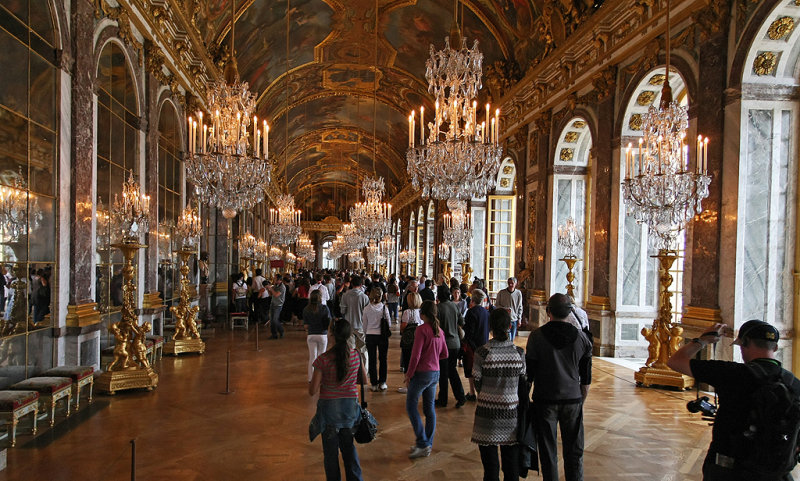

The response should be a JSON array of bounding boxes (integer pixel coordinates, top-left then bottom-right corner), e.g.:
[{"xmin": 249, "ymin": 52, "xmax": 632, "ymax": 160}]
[
  {"xmin": 386, "ymin": 277, "xmax": 400, "ymax": 322},
  {"xmin": 471, "ymin": 308, "xmax": 526, "ymax": 481},
  {"xmin": 304, "ymin": 289, "xmax": 332, "ymax": 382},
  {"xmin": 404, "ymin": 300, "xmax": 449, "ymax": 459},
  {"xmin": 362, "ymin": 287, "xmax": 391, "ymax": 391},
  {"xmin": 309, "ymin": 319, "xmax": 368, "ymax": 481},
  {"xmin": 399, "ymin": 292, "xmax": 423, "ymax": 381}
]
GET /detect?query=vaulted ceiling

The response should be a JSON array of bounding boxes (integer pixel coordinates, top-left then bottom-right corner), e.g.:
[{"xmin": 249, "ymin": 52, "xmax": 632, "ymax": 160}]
[{"xmin": 182, "ymin": 0, "xmax": 597, "ymax": 221}]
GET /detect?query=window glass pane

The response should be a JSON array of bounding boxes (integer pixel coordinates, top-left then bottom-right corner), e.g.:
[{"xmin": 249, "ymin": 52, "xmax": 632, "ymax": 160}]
[
  {"xmin": 29, "ymin": 122, "xmax": 54, "ymax": 196},
  {"xmin": 0, "ymin": 0, "xmax": 29, "ymax": 23},
  {"xmin": 0, "ymin": 107, "xmax": 27, "ymax": 176},
  {"xmin": 28, "ymin": 2, "xmax": 54, "ymax": 46}
]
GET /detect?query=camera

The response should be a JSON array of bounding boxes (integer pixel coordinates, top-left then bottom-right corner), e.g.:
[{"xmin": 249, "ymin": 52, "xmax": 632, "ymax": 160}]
[{"xmin": 687, "ymin": 396, "xmax": 717, "ymax": 417}]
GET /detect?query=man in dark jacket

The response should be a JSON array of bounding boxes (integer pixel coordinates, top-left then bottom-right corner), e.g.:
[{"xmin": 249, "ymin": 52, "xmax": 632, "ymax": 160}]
[
  {"xmin": 419, "ymin": 279, "xmax": 435, "ymax": 302},
  {"xmin": 462, "ymin": 288, "xmax": 489, "ymax": 401},
  {"xmin": 435, "ymin": 284, "xmax": 466, "ymax": 408},
  {"xmin": 526, "ymin": 293, "xmax": 592, "ymax": 481}
]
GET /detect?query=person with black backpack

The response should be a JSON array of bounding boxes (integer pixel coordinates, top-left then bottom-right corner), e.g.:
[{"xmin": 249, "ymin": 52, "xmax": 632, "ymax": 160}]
[{"xmin": 668, "ymin": 320, "xmax": 800, "ymax": 480}]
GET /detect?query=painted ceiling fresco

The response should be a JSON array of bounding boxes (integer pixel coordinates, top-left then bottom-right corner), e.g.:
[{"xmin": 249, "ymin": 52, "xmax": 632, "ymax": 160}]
[{"xmin": 188, "ymin": 0, "xmax": 601, "ymax": 218}]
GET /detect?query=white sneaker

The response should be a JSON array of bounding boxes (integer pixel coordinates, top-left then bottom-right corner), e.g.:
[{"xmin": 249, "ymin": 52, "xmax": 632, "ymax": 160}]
[
  {"xmin": 408, "ymin": 446, "xmax": 431, "ymax": 459},
  {"xmin": 397, "ymin": 387, "xmax": 408, "ymax": 393},
  {"xmin": 380, "ymin": 383, "xmax": 388, "ymax": 391}
]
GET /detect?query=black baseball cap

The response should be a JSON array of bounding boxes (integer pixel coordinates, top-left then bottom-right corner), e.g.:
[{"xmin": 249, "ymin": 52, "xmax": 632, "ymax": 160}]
[{"xmin": 732, "ymin": 320, "xmax": 780, "ymax": 345}]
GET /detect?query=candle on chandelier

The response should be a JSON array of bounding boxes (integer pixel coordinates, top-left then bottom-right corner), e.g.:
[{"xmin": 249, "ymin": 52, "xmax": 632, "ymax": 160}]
[
  {"xmin": 388, "ymin": 203, "xmax": 392, "ymax": 218},
  {"xmin": 625, "ymin": 144, "xmax": 631, "ymax": 180},
  {"xmin": 188, "ymin": 116, "xmax": 193, "ymax": 154},
  {"xmin": 193, "ymin": 121, "xmax": 198, "ymax": 155},
  {"xmin": 495, "ymin": 109, "xmax": 500, "ymax": 144},
  {"xmin": 420, "ymin": 106, "xmax": 425, "ymax": 145},
  {"xmin": 199, "ymin": 112, "xmax": 203, "ymax": 152},
  {"xmin": 203, "ymin": 124, "xmax": 207, "ymax": 154},
  {"xmin": 253, "ymin": 115, "xmax": 258, "ymax": 155},
  {"xmin": 703, "ymin": 137, "xmax": 709, "ymax": 175},
  {"xmin": 264, "ymin": 121, "xmax": 269, "ymax": 159},
  {"xmin": 215, "ymin": 110, "xmax": 220, "ymax": 146},
  {"xmin": 491, "ymin": 118, "xmax": 496, "ymax": 146},
  {"xmin": 408, "ymin": 113, "xmax": 413, "ymax": 148},
  {"xmin": 236, "ymin": 112, "xmax": 241, "ymax": 144}
]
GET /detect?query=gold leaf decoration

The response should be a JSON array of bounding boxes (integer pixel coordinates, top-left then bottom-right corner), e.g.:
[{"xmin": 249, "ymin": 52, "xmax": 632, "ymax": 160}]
[
  {"xmin": 753, "ymin": 51, "xmax": 778, "ymax": 76},
  {"xmin": 503, "ymin": 165, "xmax": 513, "ymax": 174},
  {"xmin": 629, "ymin": 114, "xmax": 643, "ymax": 131},
  {"xmin": 500, "ymin": 178, "xmax": 510, "ymax": 188},
  {"xmin": 636, "ymin": 91, "xmax": 657, "ymax": 106},
  {"xmin": 768, "ymin": 17, "xmax": 795, "ymax": 40},
  {"xmin": 564, "ymin": 131, "xmax": 579, "ymax": 143},
  {"xmin": 571, "ymin": 120, "xmax": 586, "ymax": 129},
  {"xmin": 648, "ymin": 74, "xmax": 666, "ymax": 85},
  {"xmin": 560, "ymin": 148, "xmax": 575, "ymax": 161}
]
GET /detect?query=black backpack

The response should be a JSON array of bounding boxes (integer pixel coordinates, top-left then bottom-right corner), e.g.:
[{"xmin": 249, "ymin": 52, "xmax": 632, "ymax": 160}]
[{"xmin": 732, "ymin": 362, "xmax": 800, "ymax": 476}]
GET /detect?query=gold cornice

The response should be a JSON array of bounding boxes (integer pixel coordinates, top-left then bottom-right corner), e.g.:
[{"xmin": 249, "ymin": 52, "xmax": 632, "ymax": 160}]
[
  {"xmin": 386, "ymin": 183, "xmax": 420, "ymax": 213},
  {"xmin": 66, "ymin": 302, "xmax": 101, "ymax": 328},
  {"xmin": 300, "ymin": 219, "xmax": 344, "ymax": 233},
  {"xmin": 499, "ymin": 0, "xmax": 706, "ymax": 133},
  {"xmin": 586, "ymin": 295, "xmax": 611, "ymax": 312}
]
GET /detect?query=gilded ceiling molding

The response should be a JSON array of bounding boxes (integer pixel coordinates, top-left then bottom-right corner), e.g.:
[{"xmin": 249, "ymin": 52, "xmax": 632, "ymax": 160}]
[
  {"xmin": 387, "ymin": 183, "xmax": 420, "ymax": 213},
  {"xmin": 692, "ymin": 0, "xmax": 730, "ymax": 41},
  {"xmin": 300, "ymin": 219, "xmax": 344, "ymax": 233},
  {"xmin": 96, "ymin": 1, "xmax": 143, "ymax": 64},
  {"xmin": 500, "ymin": 0, "xmax": 707, "ymax": 133}
]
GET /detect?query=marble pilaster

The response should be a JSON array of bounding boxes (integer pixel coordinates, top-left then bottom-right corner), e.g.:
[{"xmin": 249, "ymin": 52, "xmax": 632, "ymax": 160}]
[
  {"xmin": 589, "ymin": 94, "xmax": 614, "ymax": 304},
  {"xmin": 143, "ymin": 73, "xmax": 161, "ymax": 294},
  {"xmin": 684, "ymin": 32, "xmax": 727, "ymax": 327},
  {"xmin": 68, "ymin": 0, "xmax": 96, "ymax": 306},
  {"xmin": 532, "ymin": 111, "xmax": 551, "ymax": 296}
]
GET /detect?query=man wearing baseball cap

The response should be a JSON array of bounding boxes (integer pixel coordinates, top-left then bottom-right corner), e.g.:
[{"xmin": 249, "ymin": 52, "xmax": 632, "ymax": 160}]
[{"xmin": 668, "ymin": 320, "xmax": 800, "ymax": 480}]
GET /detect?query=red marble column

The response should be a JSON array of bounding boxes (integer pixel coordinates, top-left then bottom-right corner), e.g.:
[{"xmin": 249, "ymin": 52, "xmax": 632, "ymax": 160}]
[
  {"xmin": 532, "ymin": 111, "xmax": 552, "ymax": 296},
  {"xmin": 589, "ymin": 92, "xmax": 615, "ymax": 307}
]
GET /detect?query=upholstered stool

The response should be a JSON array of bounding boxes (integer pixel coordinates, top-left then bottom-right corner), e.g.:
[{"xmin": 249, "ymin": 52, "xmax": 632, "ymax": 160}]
[
  {"xmin": 38, "ymin": 366, "xmax": 94, "ymax": 411},
  {"xmin": 0, "ymin": 390, "xmax": 38, "ymax": 446},
  {"xmin": 144, "ymin": 339, "xmax": 155, "ymax": 363},
  {"xmin": 145, "ymin": 335, "xmax": 164, "ymax": 361},
  {"xmin": 229, "ymin": 312, "xmax": 248, "ymax": 330},
  {"xmin": 10, "ymin": 377, "xmax": 72, "ymax": 426}
]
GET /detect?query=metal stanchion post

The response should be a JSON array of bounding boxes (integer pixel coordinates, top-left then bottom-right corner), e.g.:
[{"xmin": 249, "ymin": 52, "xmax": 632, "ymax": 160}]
[
  {"xmin": 255, "ymin": 323, "xmax": 261, "ymax": 351},
  {"xmin": 221, "ymin": 349, "xmax": 235, "ymax": 394},
  {"xmin": 130, "ymin": 439, "xmax": 135, "ymax": 481}
]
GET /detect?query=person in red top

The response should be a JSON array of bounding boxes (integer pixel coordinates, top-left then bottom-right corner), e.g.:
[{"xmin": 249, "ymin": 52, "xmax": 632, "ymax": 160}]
[
  {"xmin": 309, "ymin": 319, "xmax": 368, "ymax": 481},
  {"xmin": 404, "ymin": 300, "xmax": 449, "ymax": 459}
]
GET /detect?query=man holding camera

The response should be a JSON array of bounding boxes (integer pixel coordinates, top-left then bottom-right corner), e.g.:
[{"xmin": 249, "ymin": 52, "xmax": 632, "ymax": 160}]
[{"xmin": 667, "ymin": 320, "xmax": 800, "ymax": 480}]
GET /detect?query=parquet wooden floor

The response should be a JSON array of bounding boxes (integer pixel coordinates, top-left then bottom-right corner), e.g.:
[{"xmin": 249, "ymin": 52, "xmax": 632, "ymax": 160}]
[{"xmin": 2, "ymin": 322, "xmax": 797, "ymax": 481}]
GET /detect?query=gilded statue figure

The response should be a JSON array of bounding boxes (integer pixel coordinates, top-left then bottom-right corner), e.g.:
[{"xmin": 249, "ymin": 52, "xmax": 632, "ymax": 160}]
[
  {"xmin": 668, "ymin": 325, "xmax": 684, "ymax": 358},
  {"xmin": 656, "ymin": 321, "xmax": 673, "ymax": 367},
  {"xmin": 131, "ymin": 321, "xmax": 152, "ymax": 370},
  {"xmin": 641, "ymin": 326, "xmax": 660, "ymax": 367},
  {"xmin": 108, "ymin": 322, "xmax": 133, "ymax": 371}
]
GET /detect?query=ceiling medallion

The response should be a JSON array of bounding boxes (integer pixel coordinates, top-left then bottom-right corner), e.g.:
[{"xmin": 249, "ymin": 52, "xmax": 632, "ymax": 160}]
[
  {"xmin": 768, "ymin": 16, "xmax": 795, "ymax": 40},
  {"xmin": 406, "ymin": 2, "xmax": 503, "ymax": 201},
  {"xmin": 753, "ymin": 51, "xmax": 778, "ymax": 76},
  {"xmin": 559, "ymin": 148, "xmax": 575, "ymax": 161},
  {"xmin": 636, "ymin": 91, "xmax": 657, "ymax": 106},
  {"xmin": 648, "ymin": 74, "xmax": 666, "ymax": 86},
  {"xmin": 563, "ymin": 131, "xmax": 579, "ymax": 143}
]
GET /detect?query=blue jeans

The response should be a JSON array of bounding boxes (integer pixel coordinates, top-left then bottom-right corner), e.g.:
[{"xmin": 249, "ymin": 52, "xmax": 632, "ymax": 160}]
[
  {"xmin": 322, "ymin": 426, "xmax": 363, "ymax": 481},
  {"xmin": 406, "ymin": 370, "xmax": 439, "ymax": 448},
  {"xmin": 387, "ymin": 302, "xmax": 398, "ymax": 321},
  {"xmin": 509, "ymin": 321, "xmax": 518, "ymax": 341},
  {"xmin": 270, "ymin": 304, "xmax": 284, "ymax": 337}
]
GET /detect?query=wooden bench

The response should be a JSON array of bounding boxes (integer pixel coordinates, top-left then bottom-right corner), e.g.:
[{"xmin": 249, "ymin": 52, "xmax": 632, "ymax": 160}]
[
  {"xmin": 37, "ymin": 366, "xmax": 94, "ymax": 411},
  {"xmin": 10, "ymin": 377, "xmax": 72, "ymax": 426},
  {"xmin": 229, "ymin": 312, "xmax": 249, "ymax": 330},
  {"xmin": 0, "ymin": 390, "xmax": 38, "ymax": 446}
]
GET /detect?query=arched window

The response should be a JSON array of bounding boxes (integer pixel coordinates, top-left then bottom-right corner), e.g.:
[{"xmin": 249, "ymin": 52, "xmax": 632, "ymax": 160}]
[
  {"xmin": 95, "ymin": 41, "xmax": 139, "ymax": 341},
  {"xmin": 550, "ymin": 119, "xmax": 591, "ymax": 303},
  {"xmin": 157, "ymin": 102, "xmax": 181, "ymax": 313},
  {"xmin": 426, "ymin": 201, "xmax": 435, "ymax": 276},
  {"xmin": 486, "ymin": 159, "xmax": 516, "ymax": 295},
  {"xmin": 322, "ymin": 237, "xmax": 335, "ymax": 270},
  {"xmin": 733, "ymin": 2, "xmax": 800, "ymax": 362},
  {"xmin": 0, "ymin": 1, "xmax": 58, "ymax": 347},
  {"xmin": 416, "ymin": 206, "xmax": 424, "ymax": 277},
  {"xmin": 617, "ymin": 69, "xmax": 689, "ymax": 323}
]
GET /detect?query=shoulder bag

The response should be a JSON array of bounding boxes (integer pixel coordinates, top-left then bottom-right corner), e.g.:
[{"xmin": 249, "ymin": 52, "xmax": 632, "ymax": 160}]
[
  {"xmin": 354, "ymin": 355, "xmax": 378, "ymax": 444},
  {"xmin": 380, "ymin": 306, "xmax": 392, "ymax": 338}
]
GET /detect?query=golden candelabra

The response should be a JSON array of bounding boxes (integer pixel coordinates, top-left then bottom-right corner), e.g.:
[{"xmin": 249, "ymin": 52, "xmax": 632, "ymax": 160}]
[
  {"xmin": 559, "ymin": 255, "xmax": 579, "ymax": 299},
  {"xmin": 634, "ymin": 249, "xmax": 693, "ymax": 389},
  {"xmin": 460, "ymin": 261, "xmax": 473, "ymax": 285},
  {"xmin": 441, "ymin": 260, "xmax": 452, "ymax": 282},
  {"xmin": 96, "ymin": 242, "xmax": 159, "ymax": 394},
  {"xmin": 164, "ymin": 249, "xmax": 205, "ymax": 356},
  {"xmin": 0, "ymin": 240, "xmax": 37, "ymax": 335}
]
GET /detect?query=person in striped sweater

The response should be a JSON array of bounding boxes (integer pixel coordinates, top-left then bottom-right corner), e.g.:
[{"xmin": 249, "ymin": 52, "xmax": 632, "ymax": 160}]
[{"xmin": 471, "ymin": 308, "xmax": 526, "ymax": 481}]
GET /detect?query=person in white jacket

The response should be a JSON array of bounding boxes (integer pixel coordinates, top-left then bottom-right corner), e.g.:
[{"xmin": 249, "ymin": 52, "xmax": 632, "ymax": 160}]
[{"xmin": 362, "ymin": 287, "xmax": 391, "ymax": 391}]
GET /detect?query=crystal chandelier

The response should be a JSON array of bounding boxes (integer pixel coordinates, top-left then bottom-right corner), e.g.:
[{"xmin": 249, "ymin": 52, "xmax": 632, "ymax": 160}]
[
  {"xmin": 443, "ymin": 199, "xmax": 472, "ymax": 261},
  {"xmin": 349, "ymin": 177, "xmax": 392, "ymax": 241},
  {"xmin": 185, "ymin": 0, "xmax": 271, "ymax": 219},
  {"xmin": 239, "ymin": 232, "xmax": 257, "ymax": 259},
  {"xmin": 398, "ymin": 249, "xmax": 416, "ymax": 266},
  {"xmin": 406, "ymin": 3, "xmax": 503, "ymax": 201},
  {"xmin": 285, "ymin": 252, "xmax": 296, "ymax": 266},
  {"xmin": 254, "ymin": 239, "xmax": 268, "ymax": 264},
  {"xmin": 174, "ymin": 202, "xmax": 202, "ymax": 250},
  {"xmin": 0, "ymin": 171, "xmax": 43, "ymax": 242},
  {"xmin": 557, "ymin": 217, "xmax": 584, "ymax": 258},
  {"xmin": 268, "ymin": 194, "xmax": 301, "ymax": 246},
  {"xmin": 269, "ymin": 246, "xmax": 284, "ymax": 262},
  {"xmin": 620, "ymin": 11, "xmax": 710, "ymax": 251},
  {"xmin": 348, "ymin": 250, "xmax": 364, "ymax": 265},
  {"xmin": 111, "ymin": 170, "xmax": 150, "ymax": 244},
  {"xmin": 157, "ymin": 223, "xmax": 173, "ymax": 264},
  {"xmin": 296, "ymin": 232, "xmax": 316, "ymax": 263},
  {"xmin": 438, "ymin": 242, "xmax": 451, "ymax": 261},
  {"xmin": 340, "ymin": 222, "xmax": 366, "ymax": 253},
  {"xmin": 366, "ymin": 241, "xmax": 379, "ymax": 268}
]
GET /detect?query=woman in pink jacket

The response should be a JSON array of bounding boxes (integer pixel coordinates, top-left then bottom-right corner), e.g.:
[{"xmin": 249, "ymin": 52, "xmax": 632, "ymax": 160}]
[{"xmin": 404, "ymin": 300, "xmax": 449, "ymax": 459}]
